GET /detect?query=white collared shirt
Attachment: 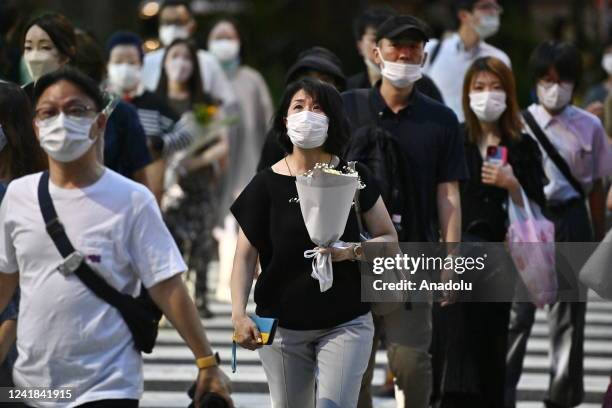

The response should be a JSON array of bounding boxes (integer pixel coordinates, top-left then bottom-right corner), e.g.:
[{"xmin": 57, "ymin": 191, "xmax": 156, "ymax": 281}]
[
  {"xmin": 523, "ymin": 103, "xmax": 612, "ymax": 203},
  {"xmin": 424, "ymin": 33, "xmax": 511, "ymax": 122}
]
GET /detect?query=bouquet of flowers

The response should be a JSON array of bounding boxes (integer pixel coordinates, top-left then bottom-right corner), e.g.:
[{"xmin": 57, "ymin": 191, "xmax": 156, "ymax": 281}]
[{"xmin": 296, "ymin": 163, "xmax": 362, "ymax": 292}]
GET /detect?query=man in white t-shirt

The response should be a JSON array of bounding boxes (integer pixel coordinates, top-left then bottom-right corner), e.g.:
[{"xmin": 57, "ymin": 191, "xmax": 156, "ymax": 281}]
[
  {"xmin": 141, "ymin": 0, "xmax": 236, "ymax": 107},
  {"xmin": 0, "ymin": 67, "xmax": 233, "ymax": 407},
  {"xmin": 423, "ymin": 0, "xmax": 510, "ymax": 122}
]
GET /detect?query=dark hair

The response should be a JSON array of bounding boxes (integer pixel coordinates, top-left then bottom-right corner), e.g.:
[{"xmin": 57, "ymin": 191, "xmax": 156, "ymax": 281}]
[
  {"xmin": 160, "ymin": 0, "xmax": 193, "ymax": 16},
  {"xmin": 529, "ymin": 41, "xmax": 583, "ymax": 86},
  {"xmin": 73, "ymin": 29, "xmax": 106, "ymax": 84},
  {"xmin": 106, "ymin": 31, "xmax": 144, "ymax": 63},
  {"xmin": 23, "ymin": 13, "xmax": 76, "ymax": 61},
  {"xmin": 156, "ymin": 38, "xmax": 207, "ymax": 105},
  {"xmin": 0, "ymin": 82, "xmax": 47, "ymax": 179},
  {"xmin": 34, "ymin": 66, "xmax": 104, "ymax": 111},
  {"xmin": 272, "ymin": 78, "xmax": 350, "ymax": 156},
  {"xmin": 455, "ymin": 0, "xmax": 478, "ymax": 12},
  {"xmin": 352, "ymin": 6, "xmax": 396, "ymax": 41},
  {"xmin": 462, "ymin": 57, "xmax": 522, "ymax": 144}
]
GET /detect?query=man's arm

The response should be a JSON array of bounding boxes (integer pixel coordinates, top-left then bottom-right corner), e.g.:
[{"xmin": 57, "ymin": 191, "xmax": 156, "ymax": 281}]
[
  {"xmin": 437, "ymin": 181, "xmax": 462, "ymax": 243},
  {"xmin": 0, "ymin": 272, "xmax": 18, "ymax": 315},
  {"xmin": 589, "ymin": 178, "xmax": 606, "ymax": 241},
  {"xmin": 148, "ymin": 275, "xmax": 233, "ymax": 406}
]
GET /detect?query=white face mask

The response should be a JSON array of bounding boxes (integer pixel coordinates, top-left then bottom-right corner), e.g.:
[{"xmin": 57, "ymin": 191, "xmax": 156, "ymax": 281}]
[
  {"xmin": 107, "ymin": 63, "xmax": 142, "ymax": 93},
  {"xmin": 165, "ymin": 57, "xmax": 193, "ymax": 83},
  {"xmin": 469, "ymin": 90, "xmax": 507, "ymax": 122},
  {"xmin": 37, "ymin": 113, "xmax": 97, "ymax": 162},
  {"xmin": 602, "ymin": 54, "xmax": 612, "ymax": 75},
  {"xmin": 208, "ymin": 39, "xmax": 240, "ymax": 62},
  {"xmin": 24, "ymin": 50, "xmax": 61, "ymax": 82},
  {"xmin": 376, "ymin": 49, "xmax": 422, "ymax": 88},
  {"xmin": 473, "ymin": 14, "xmax": 500, "ymax": 40},
  {"xmin": 159, "ymin": 24, "xmax": 190, "ymax": 47},
  {"xmin": 537, "ymin": 82, "xmax": 573, "ymax": 111},
  {"xmin": 286, "ymin": 111, "xmax": 329, "ymax": 149}
]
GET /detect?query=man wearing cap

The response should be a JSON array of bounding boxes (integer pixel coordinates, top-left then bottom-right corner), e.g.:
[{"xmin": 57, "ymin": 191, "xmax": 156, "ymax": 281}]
[
  {"xmin": 347, "ymin": 6, "xmax": 444, "ymax": 103},
  {"xmin": 256, "ymin": 46, "xmax": 347, "ymax": 171},
  {"xmin": 423, "ymin": 0, "xmax": 509, "ymax": 121},
  {"xmin": 342, "ymin": 15, "xmax": 467, "ymax": 408}
]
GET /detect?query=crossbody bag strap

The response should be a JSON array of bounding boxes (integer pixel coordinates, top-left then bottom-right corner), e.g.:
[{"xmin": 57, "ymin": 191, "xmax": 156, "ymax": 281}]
[
  {"xmin": 522, "ymin": 109, "xmax": 586, "ymax": 199},
  {"xmin": 37, "ymin": 171, "xmax": 125, "ymax": 308}
]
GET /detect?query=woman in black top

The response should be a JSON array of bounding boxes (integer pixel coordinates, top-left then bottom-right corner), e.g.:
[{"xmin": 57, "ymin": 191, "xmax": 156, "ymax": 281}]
[
  {"xmin": 230, "ymin": 78, "xmax": 397, "ymax": 407},
  {"xmin": 434, "ymin": 57, "xmax": 546, "ymax": 408}
]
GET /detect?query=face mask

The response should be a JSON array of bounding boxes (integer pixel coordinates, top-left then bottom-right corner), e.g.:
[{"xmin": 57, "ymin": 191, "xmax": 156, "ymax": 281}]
[
  {"xmin": 377, "ymin": 49, "xmax": 422, "ymax": 88},
  {"xmin": 602, "ymin": 54, "xmax": 612, "ymax": 75},
  {"xmin": 166, "ymin": 57, "xmax": 193, "ymax": 83},
  {"xmin": 473, "ymin": 14, "xmax": 500, "ymax": 40},
  {"xmin": 37, "ymin": 113, "xmax": 97, "ymax": 162},
  {"xmin": 469, "ymin": 90, "xmax": 507, "ymax": 122},
  {"xmin": 208, "ymin": 39, "xmax": 240, "ymax": 62},
  {"xmin": 364, "ymin": 57, "xmax": 381, "ymax": 76},
  {"xmin": 107, "ymin": 63, "xmax": 142, "ymax": 93},
  {"xmin": 286, "ymin": 111, "xmax": 329, "ymax": 149},
  {"xmin": 24, "ymin": 50, "xmax": 61, "ymax": 82},
  {"xmin": 159, "ymin": 24, "xmax": 190, "ymax": 47},
  {"xmin": 0, "ymin": 125, "xmax": 7, "ymax": 153},
  {"xmin": 537, "ymin": 82, "xmax": 573, "ymax": 111}
]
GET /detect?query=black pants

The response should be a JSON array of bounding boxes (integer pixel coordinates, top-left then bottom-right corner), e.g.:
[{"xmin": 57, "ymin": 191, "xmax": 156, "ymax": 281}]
[
  {"xmin": 505, "ymin": 199, "xmax": 591, "ymax": 408},
  {"xmin": 27, "ymin": 400, "xmax": 138, "ymax": 408}
]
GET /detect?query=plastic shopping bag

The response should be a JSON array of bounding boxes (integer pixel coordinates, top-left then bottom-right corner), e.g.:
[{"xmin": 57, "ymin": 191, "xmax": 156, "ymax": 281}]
[{"xmin": 507, "ymin": 188, "xmax": 557, "ymax": 307}]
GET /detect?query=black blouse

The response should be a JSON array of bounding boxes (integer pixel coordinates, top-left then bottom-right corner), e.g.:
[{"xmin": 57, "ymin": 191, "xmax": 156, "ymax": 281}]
[
  {"xmin": 460, "ymin": 128, "xmax": 546, "ymax": 242},
  {"xmin": 231, "ymin": 160, "xmax": 380, "ymax": 330}
]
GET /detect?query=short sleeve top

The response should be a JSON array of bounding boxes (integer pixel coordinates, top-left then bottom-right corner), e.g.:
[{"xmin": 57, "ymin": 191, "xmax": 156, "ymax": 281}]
[{"xmin": 231, "ymin": 159, "xmax": 380, "ymax": 330}]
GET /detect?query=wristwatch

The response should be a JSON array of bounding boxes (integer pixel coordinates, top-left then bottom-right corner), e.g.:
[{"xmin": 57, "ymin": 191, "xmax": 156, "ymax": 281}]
[
  {"xmin": 352, "ymin": 243, "xmax": 363, "ymax": 260},
  {"xmin": 196, "ymin": 352, "xmax": 220, "ymax": 369}
]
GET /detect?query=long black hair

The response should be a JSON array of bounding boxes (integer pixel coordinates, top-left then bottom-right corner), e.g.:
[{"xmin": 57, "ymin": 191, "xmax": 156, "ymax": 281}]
[
  {"xmin": 156, "ymin": 38, "xmax": 208, "ymax": 106},
  {"xmin": 0, "ymin": 82, "xmax": 47, "ymax": 179}
]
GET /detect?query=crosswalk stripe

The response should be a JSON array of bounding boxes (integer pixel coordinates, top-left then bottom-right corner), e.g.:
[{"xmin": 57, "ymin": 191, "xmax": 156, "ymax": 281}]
[{"xmin": 142, "ymin": 293, "xmax": 612, "ymax": 407}]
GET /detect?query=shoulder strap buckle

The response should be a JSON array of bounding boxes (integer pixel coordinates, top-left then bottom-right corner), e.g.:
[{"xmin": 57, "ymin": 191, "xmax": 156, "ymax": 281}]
[{"xmin": 57, "ymin": 251, "xmax": 85, "ymax": 276}]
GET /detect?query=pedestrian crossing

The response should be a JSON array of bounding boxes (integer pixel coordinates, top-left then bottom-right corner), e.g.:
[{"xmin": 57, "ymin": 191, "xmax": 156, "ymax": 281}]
[{"xmin": 142, "ymin": 295, "xmax": 612, "ymax": 408}]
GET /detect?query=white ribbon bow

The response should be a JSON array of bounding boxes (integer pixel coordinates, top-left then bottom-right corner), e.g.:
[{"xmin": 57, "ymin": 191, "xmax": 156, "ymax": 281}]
[{"xmin": 304, "ymin": 241, "xmax": 348, "ymax": 292}]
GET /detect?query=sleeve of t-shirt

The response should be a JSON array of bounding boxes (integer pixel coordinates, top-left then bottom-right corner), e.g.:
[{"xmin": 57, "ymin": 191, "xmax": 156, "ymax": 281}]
[
  {"xmin": 591, "ymin": 121, "xmax": 612, "ymax": 180},
  {"xmin": 116, "ymin": 102, "xmax": 153, "ymax": 175},
  {"xmin": 437, "ymin": 116, "xmax": 469, "ymax": 184},
  {"xmin": 0, "ymin": 187, "xmax": 18, "ymax": 274},
  {"xmin": 356, "ymin": 162, "xmax": 381, "ymax": 212},
  {"xmin": 128, "ymin": 195, "xmax": 186, "ymax": 288},
  {"xmin": 230, "ymin": 172, "xmax": 270, "ymax": 249}
]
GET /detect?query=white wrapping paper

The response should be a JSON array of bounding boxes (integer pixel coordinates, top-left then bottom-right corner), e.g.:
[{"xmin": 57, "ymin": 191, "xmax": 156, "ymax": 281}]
[{"xmin": 296, "ymin": 167, "xmax": 359, "ymax": 291}]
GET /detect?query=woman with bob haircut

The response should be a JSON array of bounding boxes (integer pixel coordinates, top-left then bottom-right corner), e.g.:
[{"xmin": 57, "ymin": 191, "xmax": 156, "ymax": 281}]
[{"xmin": 230, "ymin": 77, "xmax": 397, "ymax": 408}]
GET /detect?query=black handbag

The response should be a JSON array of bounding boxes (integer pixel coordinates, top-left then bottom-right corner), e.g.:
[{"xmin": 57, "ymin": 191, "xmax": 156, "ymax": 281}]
[{"xmin": 37, "ymin": 171, "xmax": 162, "ymax": 353}]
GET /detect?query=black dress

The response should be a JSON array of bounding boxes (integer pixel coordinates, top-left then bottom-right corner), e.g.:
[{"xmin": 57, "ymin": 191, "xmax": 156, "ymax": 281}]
[
  {"xmin": 230, "ymin": 159, "xmax": 379, "ymax": 330},
  {"xmin": 433, "ymin": 129, "xmax": 546, "ymax": 408}
]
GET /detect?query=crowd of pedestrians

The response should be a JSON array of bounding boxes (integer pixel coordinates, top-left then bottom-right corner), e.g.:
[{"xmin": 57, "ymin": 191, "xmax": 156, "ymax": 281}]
[{"xmin": 1, "ymin": 0, "xmax": 611, "ymax": 407}]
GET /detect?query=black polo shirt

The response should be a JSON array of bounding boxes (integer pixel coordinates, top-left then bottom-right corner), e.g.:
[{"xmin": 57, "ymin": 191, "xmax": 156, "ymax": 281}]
[{"xmin": 342, "ymin": 84, "xmax": 468, "ymax": 241}]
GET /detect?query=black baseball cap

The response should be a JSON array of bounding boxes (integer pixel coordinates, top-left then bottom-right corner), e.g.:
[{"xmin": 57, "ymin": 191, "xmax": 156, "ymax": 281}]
[{"xmin": 375, "ymin": 15, "xmax": 429, "ymax": 43}]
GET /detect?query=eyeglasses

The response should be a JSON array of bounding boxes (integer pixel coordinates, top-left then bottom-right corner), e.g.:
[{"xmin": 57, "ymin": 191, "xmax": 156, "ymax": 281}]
[{"xmin": 35, "ymin": 104, "xmax": 96, "ymax": 121}]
